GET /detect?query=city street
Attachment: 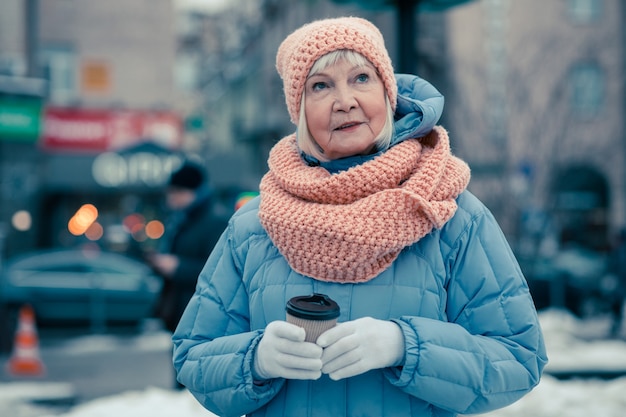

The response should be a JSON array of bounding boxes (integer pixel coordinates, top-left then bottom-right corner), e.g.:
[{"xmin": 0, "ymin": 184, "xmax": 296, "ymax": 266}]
[{"xmin": 0, "ymin": 320, "xmax": 175, "ymax": 416}]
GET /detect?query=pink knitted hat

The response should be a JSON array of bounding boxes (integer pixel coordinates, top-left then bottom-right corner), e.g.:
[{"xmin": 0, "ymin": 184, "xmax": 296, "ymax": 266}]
[{"xmin": 276, "ymin": 17, "xmax": 398, "ymax": 124}]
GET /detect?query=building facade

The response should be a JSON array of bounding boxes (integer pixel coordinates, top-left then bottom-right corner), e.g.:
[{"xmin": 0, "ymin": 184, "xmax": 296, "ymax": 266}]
[
  {"xmin": 0, "ymin": 0, "xmax": 183, "ymax": 257},
  {"xmin": 446, "ymin": 0, "xmax": 624, "ymax": 256}
]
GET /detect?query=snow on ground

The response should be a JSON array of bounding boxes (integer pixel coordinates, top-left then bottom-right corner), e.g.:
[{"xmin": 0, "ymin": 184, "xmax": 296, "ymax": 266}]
[
  {"xmin": 36, "ymin": 388, "xmax": 209, "ymax": 417},
  {"xmin": 14, "ymin": 375, "xmax": 626, "ymax": 417},
  {"xmin": 2, "ymin": 309, "xmax": 626, "ymax": 417}
]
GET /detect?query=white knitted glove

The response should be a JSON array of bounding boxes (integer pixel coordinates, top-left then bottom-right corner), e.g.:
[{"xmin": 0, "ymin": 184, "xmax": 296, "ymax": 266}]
[
  {"xmin": 317, "ymin": 317, "xmax": 405, "ymax": 380},
  {"xmin": 252, "ymin": 321, "xmax": 324, "ymax": 381}
]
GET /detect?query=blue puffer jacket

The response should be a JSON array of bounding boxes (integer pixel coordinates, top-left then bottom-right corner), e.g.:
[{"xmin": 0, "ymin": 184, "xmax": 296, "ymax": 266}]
[{"xmin": 172, "ymin": 75, "xmax": 547, "ymax": 417}]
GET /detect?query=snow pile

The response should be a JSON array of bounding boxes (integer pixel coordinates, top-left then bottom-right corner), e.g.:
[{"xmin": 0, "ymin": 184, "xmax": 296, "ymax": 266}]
[{"xmin": 39, "ymin": 387, "xmax": 210, "ymax": 417}]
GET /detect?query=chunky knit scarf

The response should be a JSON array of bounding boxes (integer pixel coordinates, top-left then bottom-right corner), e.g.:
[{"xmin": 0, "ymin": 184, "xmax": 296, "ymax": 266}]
[{"xmin": 258, "ymin": 126, "xmax": 471, "ymax": 283}]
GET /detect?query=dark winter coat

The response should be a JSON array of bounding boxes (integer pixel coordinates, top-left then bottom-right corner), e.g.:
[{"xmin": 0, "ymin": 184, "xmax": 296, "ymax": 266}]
[{"xmin": 156, "ymin": 191, "xmax": 226, "ymax": 332}]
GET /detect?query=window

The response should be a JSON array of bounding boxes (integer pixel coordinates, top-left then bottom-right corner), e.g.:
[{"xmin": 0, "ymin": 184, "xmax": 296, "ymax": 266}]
[
  {"xmin": 569, "ymin": 63, "xmax": 604, "ymax": 117},
  {"xmin": 0, "ymin": 54, "xmax": 26, "ymax": 76},
  {"xmin": 175, "ymin": 51, "xmax": 201, "ymax": 92},
  {"xmin": 40, "ymin": 45, "xmax": 77, "ymax": 104},
  {"xmin": 568, "ymin": 0, "xmax": 602, "ymax": 23}
]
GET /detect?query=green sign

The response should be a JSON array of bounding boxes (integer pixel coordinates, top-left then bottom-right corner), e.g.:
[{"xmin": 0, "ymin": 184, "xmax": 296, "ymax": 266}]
[{"xmin": 0, "ymin": 96, "xmax": 44, "ymax": 142}]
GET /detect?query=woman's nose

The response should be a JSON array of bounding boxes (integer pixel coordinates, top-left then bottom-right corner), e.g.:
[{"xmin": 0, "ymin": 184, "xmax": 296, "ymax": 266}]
[{"xmin": 332, "ymin": 86, "xmax": 358, "ymax": 112}]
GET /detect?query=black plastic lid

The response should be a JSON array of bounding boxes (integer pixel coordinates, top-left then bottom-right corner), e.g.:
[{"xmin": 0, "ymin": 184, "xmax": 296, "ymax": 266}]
[{"xmin": 286, "ymin": 293, "xmax": 340, "ymax": 320}]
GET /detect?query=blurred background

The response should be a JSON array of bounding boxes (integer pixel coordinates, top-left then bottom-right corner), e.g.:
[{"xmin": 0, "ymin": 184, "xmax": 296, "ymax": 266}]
[{"xmin": 0, "ymin": 0, "xmax": 624, "ymax": 352}]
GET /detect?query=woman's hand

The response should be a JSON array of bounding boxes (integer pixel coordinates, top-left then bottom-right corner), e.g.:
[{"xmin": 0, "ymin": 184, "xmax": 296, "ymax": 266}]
[
  {"xmin": 317, "ymin": 317, "xmax": 405, "ymax": 380},
  {"xmin": 253, "ymin": 321, "xmax": 323, "ymax": 381}
]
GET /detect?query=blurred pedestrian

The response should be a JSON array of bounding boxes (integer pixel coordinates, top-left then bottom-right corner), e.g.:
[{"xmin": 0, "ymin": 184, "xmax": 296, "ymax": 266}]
[
  {"xmin": 146, "ymin": 161, "xmax": 226, "ymax": 388},
  {"xmin": 147, "ymin": 161, "xmax": 225, "ymax": 332},
  {"xmin": 172, "ymin": 16, "xmax": 547, "ymax": 416}
]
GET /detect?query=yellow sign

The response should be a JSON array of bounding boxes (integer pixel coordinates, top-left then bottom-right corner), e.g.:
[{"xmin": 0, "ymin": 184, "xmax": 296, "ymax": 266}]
[{"xmin": 81, "ymin": 60, "xmax": 111, "ymax": 93}]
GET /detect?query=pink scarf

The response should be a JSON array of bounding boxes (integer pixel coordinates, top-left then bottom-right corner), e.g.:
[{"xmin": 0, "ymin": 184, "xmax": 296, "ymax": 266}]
[{"xmin": 258, "ymin": 126, "xmax": 470, "ymax": 283}]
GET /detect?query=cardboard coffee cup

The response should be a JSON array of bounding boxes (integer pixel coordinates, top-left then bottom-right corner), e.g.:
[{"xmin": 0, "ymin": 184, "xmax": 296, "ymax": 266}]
[{"xmin": 286, "ymin": 293, "xmax": 340, "ymax": 343}]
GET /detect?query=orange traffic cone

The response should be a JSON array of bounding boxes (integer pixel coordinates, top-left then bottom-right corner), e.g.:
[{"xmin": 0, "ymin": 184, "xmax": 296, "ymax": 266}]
[{"xmin": 6, "ymin": 304, "xmax": 45, "ymax": 376}]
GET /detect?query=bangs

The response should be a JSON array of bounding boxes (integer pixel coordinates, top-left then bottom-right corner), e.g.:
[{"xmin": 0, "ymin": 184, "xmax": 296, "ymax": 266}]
[{"xmin": 308, "ymin": 50, "xmax": 373, "ymax": 77}]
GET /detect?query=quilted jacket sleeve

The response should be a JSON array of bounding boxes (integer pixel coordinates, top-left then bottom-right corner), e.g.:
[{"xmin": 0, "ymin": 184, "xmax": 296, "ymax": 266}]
[
  {"xmin": 171, "ymin": 208, "xmax": 285, "ymax": 417},
  {"xmin": 384, "ymin": 192, "xmax": 548, "ymax": 414}
]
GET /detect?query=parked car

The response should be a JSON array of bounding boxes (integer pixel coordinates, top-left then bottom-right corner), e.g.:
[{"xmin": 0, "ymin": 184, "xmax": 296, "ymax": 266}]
[
  {"xmin": 520, "ymin": 245, "xmax": 621, "ymax": 318},
  {"xmin": 0, "ymin": 248, "xmax": 163, "ymax": 346}
]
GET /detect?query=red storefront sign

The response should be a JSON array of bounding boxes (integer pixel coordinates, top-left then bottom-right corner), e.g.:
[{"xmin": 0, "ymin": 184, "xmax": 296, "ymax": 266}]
[{"xmin": 42, "ymin": 107, "xmax": 183, "ymax": 152}]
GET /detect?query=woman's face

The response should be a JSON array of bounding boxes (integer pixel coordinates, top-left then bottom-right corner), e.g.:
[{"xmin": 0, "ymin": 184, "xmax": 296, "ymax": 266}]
[{"xmin": 304, "ymin": 58, "xmax": 387, "ymax": 160}]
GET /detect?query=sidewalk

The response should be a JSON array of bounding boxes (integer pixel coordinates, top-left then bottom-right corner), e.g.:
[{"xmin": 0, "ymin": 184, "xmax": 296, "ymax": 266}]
[{"xmin": 0, "ymin": 322, "xmax": 175, "ymax": 415}]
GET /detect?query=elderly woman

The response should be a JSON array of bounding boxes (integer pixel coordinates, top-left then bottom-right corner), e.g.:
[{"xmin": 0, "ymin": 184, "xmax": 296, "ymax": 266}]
[{"xmin": 172, "ymin": 17, "xmax": 547, "ymax": 417}]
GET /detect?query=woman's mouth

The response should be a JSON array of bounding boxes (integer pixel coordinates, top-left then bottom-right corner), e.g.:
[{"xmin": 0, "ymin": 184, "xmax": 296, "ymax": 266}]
[{"xmin": 334, "ymin": 122, "xmax": 361, "ymax": 131}]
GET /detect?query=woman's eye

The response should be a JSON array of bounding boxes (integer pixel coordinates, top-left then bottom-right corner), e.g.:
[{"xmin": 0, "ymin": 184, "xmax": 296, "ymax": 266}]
[
  {"xmin": 312, "ymin": 82, "xmax": 327, "ymax": 91},
  {"xmin": 356, "ymin": 73, "xmax": 369, "ymax": 83}
]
